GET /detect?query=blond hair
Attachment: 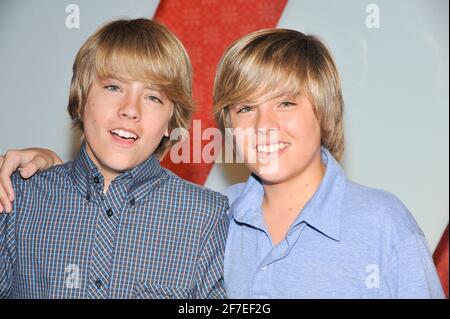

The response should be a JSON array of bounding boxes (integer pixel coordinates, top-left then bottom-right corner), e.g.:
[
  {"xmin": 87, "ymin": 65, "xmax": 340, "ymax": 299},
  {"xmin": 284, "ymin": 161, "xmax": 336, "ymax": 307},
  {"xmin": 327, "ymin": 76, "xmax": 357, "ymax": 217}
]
[
  {"xmin": 68, "ymin": 18, "xmax": 194, "ymax": 157},
  {"xmin": 213, "ymin": 28, "xmax": 344, "ymax": 161}
]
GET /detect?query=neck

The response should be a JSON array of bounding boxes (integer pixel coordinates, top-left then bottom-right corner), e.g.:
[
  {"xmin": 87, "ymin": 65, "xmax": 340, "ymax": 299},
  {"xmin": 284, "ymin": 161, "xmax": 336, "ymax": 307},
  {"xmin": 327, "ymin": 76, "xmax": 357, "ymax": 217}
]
[
  {"xmin": 99, "ymin": 169, "xmax": 117, "ymax": 194},
  {"xmin": 262, "ymin": 149, "xmax": 325, "ymax": 218}
]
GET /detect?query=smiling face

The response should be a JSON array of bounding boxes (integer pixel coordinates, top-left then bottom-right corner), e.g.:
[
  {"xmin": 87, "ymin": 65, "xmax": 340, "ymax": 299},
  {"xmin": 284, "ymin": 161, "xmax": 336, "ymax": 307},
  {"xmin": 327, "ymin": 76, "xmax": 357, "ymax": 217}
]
[
  {"xmin": 214, "ymin": 29, "xmax": 345, "ymax": 172},
  {"xmin": 82, "ymin": 77, "xmax": 173, "ymax": 184},
  {"xmin": 229, "ymin": 91, "xmax": 323, "ymax": 185}
]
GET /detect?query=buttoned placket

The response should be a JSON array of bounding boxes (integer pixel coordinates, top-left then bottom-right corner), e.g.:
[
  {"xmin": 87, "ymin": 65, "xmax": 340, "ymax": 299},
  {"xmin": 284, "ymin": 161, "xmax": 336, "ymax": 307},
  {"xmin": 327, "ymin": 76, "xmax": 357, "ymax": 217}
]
[
  {"xmin": 251, "ymin": 222, "xmax": 307, "ymax": 298},
  {"xmin": 69, "ymin": 144, "xmax": 163, "ymax": 298},
  {"xmin": 87, "ymin": 176, "xmax": 128, "ymax": 298}
]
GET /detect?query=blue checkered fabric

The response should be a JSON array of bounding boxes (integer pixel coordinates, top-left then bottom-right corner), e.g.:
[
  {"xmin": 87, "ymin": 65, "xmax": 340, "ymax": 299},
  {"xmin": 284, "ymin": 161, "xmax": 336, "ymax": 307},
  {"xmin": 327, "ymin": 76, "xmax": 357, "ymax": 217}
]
[{"xmin": 0, "ymin": 143, "xmax": 229, "ymax": 299}]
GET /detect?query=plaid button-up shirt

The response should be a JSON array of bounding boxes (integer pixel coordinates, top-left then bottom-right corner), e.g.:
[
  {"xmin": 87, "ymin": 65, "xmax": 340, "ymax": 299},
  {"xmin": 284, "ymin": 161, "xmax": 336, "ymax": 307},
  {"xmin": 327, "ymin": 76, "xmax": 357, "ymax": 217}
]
[{"xmin": 0, "ymin": 143, "xmax": 229, "ymax": 299}]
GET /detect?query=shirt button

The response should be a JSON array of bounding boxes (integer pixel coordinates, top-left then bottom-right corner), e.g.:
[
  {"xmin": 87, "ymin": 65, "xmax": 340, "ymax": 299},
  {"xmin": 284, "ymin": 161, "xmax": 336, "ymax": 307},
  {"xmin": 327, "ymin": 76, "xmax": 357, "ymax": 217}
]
[
  {"xmin": 106, "ymin": 209, "xmax": 113, "ymax": 217},
  {"xmin": 95, "ymin": 279, "xmax": 103, "ymax": 288},
  {"xmin": 94, "ymin": 176, "xmax": 100, "ymax": 184},
  {"xmin": 129, "ymin": 198, "xmax": 136, "ymax": 206},
  {"xmin": 85, "ymin": 194, "xmax": 91, "ymax": 201},
  {"xmin": 261, "ymin": 266, "xmax": 268, "ymax": 271}
]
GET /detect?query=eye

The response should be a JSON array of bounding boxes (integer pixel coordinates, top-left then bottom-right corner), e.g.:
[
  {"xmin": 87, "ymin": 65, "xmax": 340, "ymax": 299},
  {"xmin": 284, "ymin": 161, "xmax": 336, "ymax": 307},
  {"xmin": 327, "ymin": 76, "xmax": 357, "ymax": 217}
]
[
  {"xmin": 237, "ymin": 106, "xmax": 253, "ymax": 114},
  {"xmin": 147, "ymin": 95, "xmax": 163, "ymax": 104},
  {"xmin": 279, "ymin": 101, "xmax": 296, "ymax": 108},
  {"xmin": 104, "ymin": 84, "xmax": 121, "ymax": 92}
]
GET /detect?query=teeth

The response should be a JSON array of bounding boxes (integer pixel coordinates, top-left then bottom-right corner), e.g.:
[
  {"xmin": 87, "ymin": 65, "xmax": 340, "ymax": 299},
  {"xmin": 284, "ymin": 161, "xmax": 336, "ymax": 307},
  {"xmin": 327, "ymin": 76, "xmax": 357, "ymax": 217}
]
[
  {"xmin": 111, "ymin": 129, "xmax": 138, "ymax": 140},
  {"xmin": 257, "ymin": 143, "xmax": 289, "ymax": 153}
]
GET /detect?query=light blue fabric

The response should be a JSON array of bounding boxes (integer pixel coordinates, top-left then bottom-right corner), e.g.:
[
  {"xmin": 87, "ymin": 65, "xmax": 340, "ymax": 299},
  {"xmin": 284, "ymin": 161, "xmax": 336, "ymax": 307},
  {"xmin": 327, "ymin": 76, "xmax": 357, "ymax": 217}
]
[{"xmin": 222, "ymin": 148, "xmax": 445, "ymax": 298}]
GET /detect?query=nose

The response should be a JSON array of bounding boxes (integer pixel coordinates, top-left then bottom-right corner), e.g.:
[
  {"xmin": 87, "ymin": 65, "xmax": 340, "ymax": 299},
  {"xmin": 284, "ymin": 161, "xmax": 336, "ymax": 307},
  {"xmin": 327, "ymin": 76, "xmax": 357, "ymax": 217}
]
[
  {"xmin": 255, "ymin": 108, "xmax": 279, "ymax": 136},
  {"xmin": 118, "ymin": 92, "xmax": 141, "ymax": 121}
]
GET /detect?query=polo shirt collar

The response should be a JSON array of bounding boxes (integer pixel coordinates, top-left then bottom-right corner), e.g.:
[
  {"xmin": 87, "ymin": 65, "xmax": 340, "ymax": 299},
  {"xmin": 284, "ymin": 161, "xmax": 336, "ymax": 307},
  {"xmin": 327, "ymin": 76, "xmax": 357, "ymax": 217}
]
[{"xmin": 231, "ymin": 147, "xmax": 346, "ymax": 242}]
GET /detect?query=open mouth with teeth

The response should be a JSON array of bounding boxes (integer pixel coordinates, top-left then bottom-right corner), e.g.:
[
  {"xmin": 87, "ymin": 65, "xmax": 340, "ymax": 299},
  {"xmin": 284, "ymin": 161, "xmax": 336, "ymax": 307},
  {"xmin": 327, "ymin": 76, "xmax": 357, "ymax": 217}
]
[
  {"xmin": 110, "ymin": 129, "xmax": 139, "ymax": 141},
  {"xmin": 257, "ymin": 142, "xmax": 290, "ymax": 154}
]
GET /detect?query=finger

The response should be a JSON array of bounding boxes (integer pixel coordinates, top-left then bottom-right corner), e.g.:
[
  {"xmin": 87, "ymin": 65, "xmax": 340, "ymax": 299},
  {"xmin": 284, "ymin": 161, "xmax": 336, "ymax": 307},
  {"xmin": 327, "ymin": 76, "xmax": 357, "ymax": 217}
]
[
  {"xmin": 0, "ymin": 162, "xmax": 15, "ymax": 202},
  {"xmin": 0, "ymin": 150, "xmax": 23, "ymax": 178},
  {"xmin": 0, "ymin": 184, "xmax": 12, "ymax": 213},
  {"xmin": 0, "ymin": 150, "xmax": 31, "ymax": 201},
  {"xmin": 19, "ymin": 161, "xmax": 39, "ymax": 179},
  {"xmin": 21, "ymin": 155, "xmax": 48, "ymax": 178},
  {"xmin": 0, "ymin": 203, "xmax": 4, "ymax": 214},
  {"xmin": 0, "ymin": 169, "xmax": 15, "ymax": 202}
]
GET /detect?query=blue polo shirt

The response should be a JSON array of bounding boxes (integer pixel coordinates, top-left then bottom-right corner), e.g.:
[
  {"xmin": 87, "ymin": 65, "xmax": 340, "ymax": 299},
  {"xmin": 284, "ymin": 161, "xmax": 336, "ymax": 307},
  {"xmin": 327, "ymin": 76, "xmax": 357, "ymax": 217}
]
[{"xmin": 223, "ymin": 148, "xmax": 444, "ymax": 298}]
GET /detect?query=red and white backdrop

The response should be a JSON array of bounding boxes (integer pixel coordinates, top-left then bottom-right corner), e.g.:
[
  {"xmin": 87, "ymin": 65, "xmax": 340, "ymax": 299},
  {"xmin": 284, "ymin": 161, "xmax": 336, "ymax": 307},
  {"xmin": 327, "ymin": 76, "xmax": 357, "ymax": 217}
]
[
  {"xmin": 152, "ymin": 0, "xmax": 449, "ymax": 297},
  {"xmin": 0, "ymin": 0, "xmax": 447, "ymax": 297}
]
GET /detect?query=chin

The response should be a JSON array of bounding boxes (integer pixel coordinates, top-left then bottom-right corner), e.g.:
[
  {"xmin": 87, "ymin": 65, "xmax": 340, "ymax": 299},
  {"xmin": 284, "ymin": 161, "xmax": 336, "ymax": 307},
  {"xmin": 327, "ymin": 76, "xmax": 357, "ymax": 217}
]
[
  {"xmin": 256, "ymin": 172, "xmax": 291, "ymax": 185},
  {"xmin": 247, "ymin": 163, "xmax": 287, "ymax": 184}
]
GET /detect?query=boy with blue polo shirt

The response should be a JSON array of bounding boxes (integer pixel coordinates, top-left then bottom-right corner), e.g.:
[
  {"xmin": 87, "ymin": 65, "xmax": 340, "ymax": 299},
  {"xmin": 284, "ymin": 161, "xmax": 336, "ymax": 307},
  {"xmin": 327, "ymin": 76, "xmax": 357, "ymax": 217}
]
[{"xmin": 213, "ymin": 28, "xmax": 444, "ymax": 298}]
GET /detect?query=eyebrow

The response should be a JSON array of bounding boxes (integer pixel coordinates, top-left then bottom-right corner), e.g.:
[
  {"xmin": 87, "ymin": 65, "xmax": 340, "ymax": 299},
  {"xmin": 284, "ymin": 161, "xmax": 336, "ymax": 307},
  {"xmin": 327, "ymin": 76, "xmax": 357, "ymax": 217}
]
[
  {"xmin": 144, "ymin": 86, "xmax": 168, "ymax": 100},
  {"xmin": 102, "ymin": 78, "xmax": 164, "ymax": 94},
  {"xmin": 270, "ymin": 91, "xmax": 299, "ymax": 101},
  {"xmin": 233, "ymin": 91, "xmax": 299, "ymax": 108},
  {"xmin": 144, "ymin": 86, "xmax": 161, "ymax": 92}
]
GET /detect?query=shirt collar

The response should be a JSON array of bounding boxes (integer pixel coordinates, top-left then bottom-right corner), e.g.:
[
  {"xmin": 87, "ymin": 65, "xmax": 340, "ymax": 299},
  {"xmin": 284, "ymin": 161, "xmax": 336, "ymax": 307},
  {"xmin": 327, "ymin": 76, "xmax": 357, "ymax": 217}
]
[
  {"xmin": 71, "ymin": 142, "xmax": 164, "ymax": 202},
  {"xmin": 231, "ymin": 147, "xmax": 346, "ymax": 242}
]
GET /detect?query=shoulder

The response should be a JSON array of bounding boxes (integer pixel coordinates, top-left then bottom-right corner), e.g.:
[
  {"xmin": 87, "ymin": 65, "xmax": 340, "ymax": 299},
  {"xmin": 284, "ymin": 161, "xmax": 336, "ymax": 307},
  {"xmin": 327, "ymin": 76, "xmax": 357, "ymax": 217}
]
[
  {"xmin": 160, "ymin": 168, "xmax": 229, "ymax": 213},
  {"xmin": 11, "ymin": 162, "xmax": 73, "ymax": 194},
  {"xmin": 221, "ymin": 182, "xmax": 246, "ymax": 206},
  {"xmin": 159, "ymin": 169, "xmax": 230, "ymax": 237},
  {"xmin": 342, "ymin": 180, "xmax": 424, "ymax": 241},
  {"xmin": 341, "ymin": 181, "xmax": 443, "ymax": 298}
]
